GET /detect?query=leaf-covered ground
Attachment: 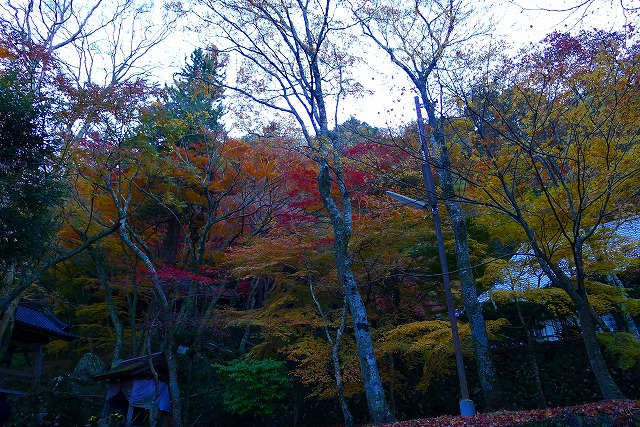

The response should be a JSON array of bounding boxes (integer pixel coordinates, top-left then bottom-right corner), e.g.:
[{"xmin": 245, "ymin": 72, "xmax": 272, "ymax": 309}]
[{"xmin": 368, "ymin": 400, "xmax": 640, "ymax": 427}]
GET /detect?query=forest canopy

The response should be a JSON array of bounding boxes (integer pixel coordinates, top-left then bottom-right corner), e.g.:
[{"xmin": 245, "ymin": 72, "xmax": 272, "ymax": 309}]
[{"xmin": 0, "ymin": 1, "xmax": 639, "ymax": 426}]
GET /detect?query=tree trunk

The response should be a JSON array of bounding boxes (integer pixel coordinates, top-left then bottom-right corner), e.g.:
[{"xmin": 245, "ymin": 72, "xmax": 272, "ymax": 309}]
[
  {"xmin": 523, "ymin": 344, "xmax": 546, "ymax": 409},
  {"xmin": 445, "ymin": 193, "xmax": 503, "ymax": 409},
  {"xmin": 88, "ymin": 247, "xmax": 125, "ymax": 366},
  {"xmin": 164, "ymin": 317, "xmax": 183, "ymax": 427},
  {"xmin": 310, "ymin": 274, "xmax": 354, "ymax": 427},
  {"xmin": 117, "ymin": 225, "xmax": 183, "ymax": 426},
  {"xmin": 331, "ymin": 308, "xmax": 354, "ymax": 427},
  {"xmin": 101, "ymin": 280, "xmax": 124, "ymax": 367},
  {"xmin": 342, "ymin": 267, "xmax": 394, "ymax": 424},
  {"xmin": 160, "ymin": 216, "xmax": 180, "ymax": 265},
  {"xmin": 332, "ymin": 348, "xmax": 354, "ymax": 427},
  {"xmin": 503, "ymin": 196, "xmax": 626, "ymax": 401},
  {"xmin": 514, "ymin": 300, "xmax": 546, "ymax": 409},
  {"xmin": 128, "ymin": 269, "xmax": 139, "ymax": 358},
  {"xmin": 147, "ymin": 335, "xmax": 160, "ymax": 427},
  {"xmin": 387, "ymin": 353, "xmax": 396, "ymax": 416},
  {"xmin": 424, "ymin": 98, "xmax": 504, "ymax": 409},
  {"xmin": 0, "ymin": 302, "xmax": 17, "ymax": 368},
  {"xmin": 574, "ymin": 298, "xmax": 626, "ymax": 400},
  {"xmin": 317, "ymin": 159, "xmax": 395, "ymax": 425},
  {"xmin": 0, "ymin": 266, "xmax": 18, "ymax": 351}
]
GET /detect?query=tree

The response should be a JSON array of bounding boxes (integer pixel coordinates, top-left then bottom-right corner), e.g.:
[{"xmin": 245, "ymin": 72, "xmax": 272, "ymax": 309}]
[
  {"xmin": 220, "ymin": 123, "xmax": 496, "ymax": 419},
  {"xmin": 353, "ymin": 0, "xmax": 505, "ymax": 409},
  {"xmin": 197, "ymin": 0, "xmax": 395, "ymax": 423},
  {"xmin": 0, "ymin": 2, "xmax": 188, "ymax": 393},
  {"xmin": 0, "ymin": 38, "xmax": 124, "ymax": 344},
  {"xmin": 456, "ymin": 30, "xmax": 640, "ymax": 400},
  {"xmin": 138, "ymin": 49, "xmax": 289, "ymax": 392},
  {"xmin": 509, "ymin": 0, "xmax": 639, "ymax": 23},
  {"xmin": 140, "ymin": 47, "xmax": 280, "ymax": 273},
  {"xmin": 0, "ymin": 70, "xmax": 67, "ymax": 349},
  {"xmin": 0, "ymin": 0, "xmax": 178, "ymax": 321},
  {"xmin": 67, "ymin": 46, "xmax": 292, "ymax": 424},
  {"xmin": 309, "ymin": 273, "xmax": 354, "ymax": 427},
  {"xmin": 93, "ymin": 133, "xmax": 185, "ymax": 426},
  {"xmin": 165, "ymin": 47, "xmax": 226, "ymax": 139},
  {"xmin": 0, "ymin": 73, "xmax": 63, "ymax": 265}
]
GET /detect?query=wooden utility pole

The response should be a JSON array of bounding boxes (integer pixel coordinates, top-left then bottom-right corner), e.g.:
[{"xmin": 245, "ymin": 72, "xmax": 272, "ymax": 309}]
[{"xmin": 414, "ymin": 96, "xmax": 475, "ymax": 416}]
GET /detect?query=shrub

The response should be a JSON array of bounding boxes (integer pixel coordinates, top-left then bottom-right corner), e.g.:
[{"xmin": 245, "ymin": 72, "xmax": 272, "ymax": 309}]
[{"xmin": 215, "ymin": 358, "xmax": 292, "ymax": 418}]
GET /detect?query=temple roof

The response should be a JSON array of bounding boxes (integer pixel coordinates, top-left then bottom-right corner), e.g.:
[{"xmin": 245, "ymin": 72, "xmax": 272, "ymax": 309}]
[
  {"xmin": 14, "ymin": 301, "xmax": 77, "ymax": 341},
  {"xmin": 93, "ymin": 352, "xmax": 167, "ymax": 382}
]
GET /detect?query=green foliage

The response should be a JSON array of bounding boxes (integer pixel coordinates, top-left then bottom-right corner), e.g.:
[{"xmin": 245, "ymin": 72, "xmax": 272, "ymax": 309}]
[
  {"xmin": 598, "ymin": 332, "xmax": 640, "ymax": 370},
  {"xmin": 7, "ymin": 382, "xmax": 105, "ymax": 426},
  {"xmin": 73, "ymin": 301, "xmax": 119, "ymax": 354},
  {"xmin": 0, "ymin": 73, "xmax": 64, "ymax": 263},
  {"xmin": 139, "ymin": 46, "xmax": 226, "ymax": 153},
  {"xmin": 333, "ymin": 116, "xmax": 379, "ymax": 147},
  {"xmin": 168, "ymin": 48, "xmax": 224, "ymax": 138},
  {"xmin": 282, "ymin": 334, "xmax": 363, "ymax": 400},
  {"xmin": 215, "ymin": 358, "xmax": 292, "ymax": 417}
]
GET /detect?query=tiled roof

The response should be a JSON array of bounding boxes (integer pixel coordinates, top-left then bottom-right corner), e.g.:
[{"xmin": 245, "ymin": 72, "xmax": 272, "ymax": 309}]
[
  {"xmin": 14, "ymin": 301, "xmax": 77, "ymax": 341},
  {"xmin": 92, "ymin": 352, "xmax": 167, "ymax": 381}
]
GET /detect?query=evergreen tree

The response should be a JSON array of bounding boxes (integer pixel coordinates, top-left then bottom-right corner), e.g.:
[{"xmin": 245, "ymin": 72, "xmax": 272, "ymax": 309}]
[
  {"xmin": 167, "ymin": 47, "xmax": 225, "ymax": 137},
  {"xmin": 0, "ymin": 73, "xmax": 63, "ymax": 264}
]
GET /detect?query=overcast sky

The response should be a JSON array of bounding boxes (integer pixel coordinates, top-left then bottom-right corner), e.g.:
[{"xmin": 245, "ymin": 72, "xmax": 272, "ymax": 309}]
[
  {"xmin": 338, "ymin": 0, "xmax": 637, "ymax": 130},
  {"xmin": 136, "ymin": 0, "xmax": 640, "ymax": 134}
]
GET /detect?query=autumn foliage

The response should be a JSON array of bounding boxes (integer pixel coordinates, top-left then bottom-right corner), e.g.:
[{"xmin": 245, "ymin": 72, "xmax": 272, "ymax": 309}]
[{"xmin": 2, "ymin": 3, "xmax": 640, "ymax": 425}]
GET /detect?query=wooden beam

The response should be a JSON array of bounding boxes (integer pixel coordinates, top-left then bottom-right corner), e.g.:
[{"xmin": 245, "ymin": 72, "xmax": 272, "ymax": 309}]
[
  {"xmin": 9, "ymin": 341, "xmax": 41, "ymax": 352},
  {"xmin": 0, "ymin": 368, "xmax": 35, "ymax": 379},
  {"xmin": 0, "ymin": 388, "xmax": 26, "ymax": 396}
]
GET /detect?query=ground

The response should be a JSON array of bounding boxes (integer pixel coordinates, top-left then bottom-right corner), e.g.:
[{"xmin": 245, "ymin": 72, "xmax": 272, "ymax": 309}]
[{"xmin": 367, "ymin": 400, "xmax": 640, "ymax": 427}]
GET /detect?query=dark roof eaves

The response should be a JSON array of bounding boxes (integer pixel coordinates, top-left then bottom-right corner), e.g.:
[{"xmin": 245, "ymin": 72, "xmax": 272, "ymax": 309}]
[{"xmin": 15, "ymin": 302, "xmax": 78, "ymax": 341}]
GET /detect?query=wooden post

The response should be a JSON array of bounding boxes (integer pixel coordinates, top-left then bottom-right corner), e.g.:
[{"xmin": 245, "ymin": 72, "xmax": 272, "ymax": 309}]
[
  {"xmin": 414, "ymin": 96, "xmax": 475, "ymax": 416},
  {"xmin": 34, "ymin": 345, "xmax": 43, "ymax": 383},
  {"xmin": 126, "ymin": 403, "xmax": 134, "ymax": 426}
]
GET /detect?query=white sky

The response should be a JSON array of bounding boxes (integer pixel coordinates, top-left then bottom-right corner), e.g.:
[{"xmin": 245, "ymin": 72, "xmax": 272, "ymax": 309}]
[
  {"xmin": 6, "ymin": 0, "xmax": 631, "ymax": 135},
  {"xmin": 335, "ymin": 0, "xmax": 637, "ymax": 131}
]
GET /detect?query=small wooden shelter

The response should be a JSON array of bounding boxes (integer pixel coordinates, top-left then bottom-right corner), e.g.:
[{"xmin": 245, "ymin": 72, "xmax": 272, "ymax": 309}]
[
  {"xmin": 93, "ymin": 352, "xmax": 171, "ymax": 426},
  {"xmin": 0, "ymin": 300, "xmax": 76, "ymax": 395}
]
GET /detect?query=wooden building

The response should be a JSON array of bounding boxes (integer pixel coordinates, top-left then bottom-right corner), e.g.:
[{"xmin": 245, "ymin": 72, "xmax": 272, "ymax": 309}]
[
  {"xmin": 93, "ymin": 352, "xmax": 172, "ymax": 426},
  {"xmin": 0, "ymin": 300, "xmax": 76, "ymax": 395}
]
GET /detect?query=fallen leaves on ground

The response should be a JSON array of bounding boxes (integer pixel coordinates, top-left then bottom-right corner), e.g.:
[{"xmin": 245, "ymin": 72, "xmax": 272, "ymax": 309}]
[{"xmin": 369, "ymin": 400, "xmax": 640, "ymax": 427}]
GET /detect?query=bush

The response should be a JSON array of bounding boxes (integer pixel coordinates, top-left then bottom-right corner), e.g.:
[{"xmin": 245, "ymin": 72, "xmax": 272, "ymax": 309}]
[{"xmin": 215, "ymin": 358, "xmax": 292, "ymax": 418}]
